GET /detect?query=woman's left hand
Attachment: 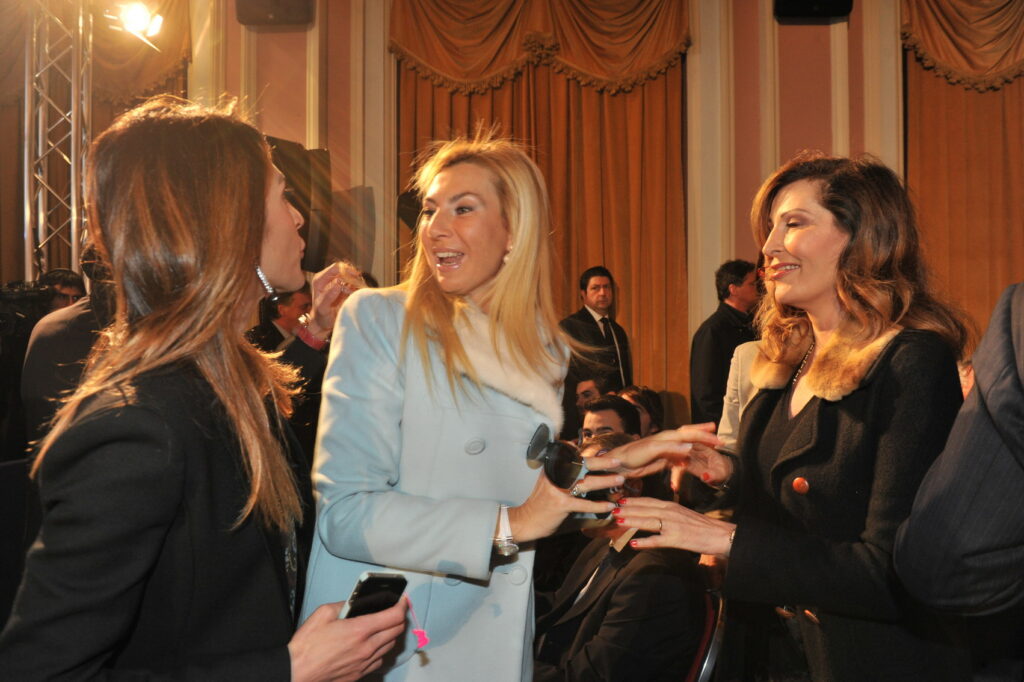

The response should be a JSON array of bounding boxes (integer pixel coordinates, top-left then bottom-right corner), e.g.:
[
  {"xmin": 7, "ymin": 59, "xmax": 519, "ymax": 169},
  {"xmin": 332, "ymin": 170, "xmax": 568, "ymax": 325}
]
[{"xmin": 613, "ymin": 497, "xmax": 736, "ymax": 558}]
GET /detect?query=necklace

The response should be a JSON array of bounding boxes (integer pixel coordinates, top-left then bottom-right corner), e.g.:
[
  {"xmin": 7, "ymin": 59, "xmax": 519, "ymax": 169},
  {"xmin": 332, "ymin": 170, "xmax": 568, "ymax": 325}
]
[{"xmin": 792, "ymin": 341, "xmax": 816, "ymax": 386}]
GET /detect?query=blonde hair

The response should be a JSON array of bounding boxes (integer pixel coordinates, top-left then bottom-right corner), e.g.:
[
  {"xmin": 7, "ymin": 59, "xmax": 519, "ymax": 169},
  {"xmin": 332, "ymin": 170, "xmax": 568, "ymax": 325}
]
[
  {"xmin": 35, "ymin": 95, "xmax": 302, "ymax": 533},
  {"xmin": 751, "ymin": 152, "xmax": 971, "ymax": 361},
  {"xmin": 401, "ymin": 132, "xmax": 567, "ymax": 392}
]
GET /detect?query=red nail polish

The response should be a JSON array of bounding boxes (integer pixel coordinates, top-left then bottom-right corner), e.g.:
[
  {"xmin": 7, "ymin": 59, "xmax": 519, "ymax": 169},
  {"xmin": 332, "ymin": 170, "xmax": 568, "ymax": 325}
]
[
  {"xmin": 611, "ymin": 507, "xmax": 621, "ymax": 515},
  {"xmin": 629, "ymin": 540, "xmax": 638, "ymax": 547},
  {"xmin": 702, "ymin": 472, "xmax": 710, "ymax": 482},
  {"xmin": 618, "ymin": 498, "xmax": 627, "ymax": 505},
  {"xmin": 615, "ymin": 517, "xmax": 625, "ymax": 524}
]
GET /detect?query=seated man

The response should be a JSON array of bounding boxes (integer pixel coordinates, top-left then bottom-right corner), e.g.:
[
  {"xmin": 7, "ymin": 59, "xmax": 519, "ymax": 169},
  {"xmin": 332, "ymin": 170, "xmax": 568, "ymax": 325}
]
[
  {"xmin": 580, "ymin": 394, "xmax": 641, "ymax": 441},
  {"xmin": 534, "ymin": 432, "xmax": 706, "ymax": 681}
]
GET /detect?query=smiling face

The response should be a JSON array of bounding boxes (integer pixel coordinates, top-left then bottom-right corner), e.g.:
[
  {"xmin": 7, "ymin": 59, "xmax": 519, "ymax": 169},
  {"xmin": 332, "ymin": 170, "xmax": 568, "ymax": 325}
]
[
  {"xmin": 419, "ymin": 162, "xmax": 510, "ymax": 309},
  {"xmin": 761, "ymin": 179, "xmax": 849, "ymax": 325},
  {"xmin": 259, "ymin": 168, "xmax": 306, "ymax": 292}
]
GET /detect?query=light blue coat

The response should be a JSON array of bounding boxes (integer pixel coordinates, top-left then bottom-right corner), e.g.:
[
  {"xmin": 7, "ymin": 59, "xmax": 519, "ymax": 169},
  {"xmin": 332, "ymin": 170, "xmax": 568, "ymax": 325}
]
[{"xmin": 300, "ymin": 289, "xmax": 565, "ymax": 681}]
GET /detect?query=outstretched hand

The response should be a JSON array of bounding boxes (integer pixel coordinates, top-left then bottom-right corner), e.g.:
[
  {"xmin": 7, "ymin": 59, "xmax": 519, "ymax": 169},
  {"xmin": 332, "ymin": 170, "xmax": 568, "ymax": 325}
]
[
  {"xmin": 612, "ymin": 496, "xmax": 735, "ymax": 557},
  {"xmin": 507, "ymin": 470, "xmax": 622, "ymax": 543},
  {"xmin": 584, "ymin": 424, "xmax": 724, "ymax": 480}
]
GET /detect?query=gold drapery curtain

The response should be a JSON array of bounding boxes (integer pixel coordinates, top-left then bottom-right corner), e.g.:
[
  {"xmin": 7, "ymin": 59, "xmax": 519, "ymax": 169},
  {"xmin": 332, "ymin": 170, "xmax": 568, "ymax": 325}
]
[
  {"xmin": 903, "ymin": 0, "xmax": 1024, "ymax": 336},
  {"xmin": 901, "ymin": 0, "xmax": 1024, "ymax": 91},
  {"xmin": 391, "ymin": 0, "xmax": 691, "ymax": 420},
  {"xmin": 0, "ymin": 0, "xmax": 190, "ymax": 283}
]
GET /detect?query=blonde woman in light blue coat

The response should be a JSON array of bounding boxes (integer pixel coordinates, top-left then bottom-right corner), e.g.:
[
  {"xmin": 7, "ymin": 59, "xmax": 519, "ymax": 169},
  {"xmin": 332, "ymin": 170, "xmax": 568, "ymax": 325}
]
[{"xmin": 300, "ymin": 136, "xmax": 624, "ymax": 681}]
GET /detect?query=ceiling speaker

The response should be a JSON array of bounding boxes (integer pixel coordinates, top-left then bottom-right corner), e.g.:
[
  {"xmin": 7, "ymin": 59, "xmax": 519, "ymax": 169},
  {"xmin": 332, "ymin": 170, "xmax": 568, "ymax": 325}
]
[
  {"xmin": 774, "ymin": 0, "xmax": 853, "ymax": 20},
  {"xmin": 236, "ymin": 0, "xmax": 315, "ymax": 26}
]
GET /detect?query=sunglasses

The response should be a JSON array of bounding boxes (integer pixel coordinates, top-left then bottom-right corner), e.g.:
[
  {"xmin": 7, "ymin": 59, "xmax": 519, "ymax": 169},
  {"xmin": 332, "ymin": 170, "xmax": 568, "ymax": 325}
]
[
  {"xmin": 527, "ymin": 424, "xmax": 585, "ymax": 488},
  {"xmin": 526, "ymin": 425, "xmax": 614, "ymax": 515}
]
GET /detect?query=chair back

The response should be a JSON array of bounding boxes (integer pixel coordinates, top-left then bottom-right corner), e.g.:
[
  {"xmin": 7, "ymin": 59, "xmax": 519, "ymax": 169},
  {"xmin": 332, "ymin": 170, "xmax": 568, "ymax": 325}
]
[{"xmin": 684, "ymin": 586, "xmax": 726, "ymax": 682}]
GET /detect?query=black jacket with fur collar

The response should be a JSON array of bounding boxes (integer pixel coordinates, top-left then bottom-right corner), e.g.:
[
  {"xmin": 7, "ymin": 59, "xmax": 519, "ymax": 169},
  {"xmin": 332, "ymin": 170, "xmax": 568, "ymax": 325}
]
[{"xmin": 723, "ymin": 328, "xmax": 972, "ymax": 681}]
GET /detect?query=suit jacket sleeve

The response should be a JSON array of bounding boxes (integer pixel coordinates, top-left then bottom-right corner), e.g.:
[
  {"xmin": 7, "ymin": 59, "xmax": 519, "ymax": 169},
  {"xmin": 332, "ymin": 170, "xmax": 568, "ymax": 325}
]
[
  {"xmin": 0, "ymin": 406, "xmax": 291, "ymax": 681},
  {"xmin": 895, "ymin": 284, "xmax": 1024, "ymax": 615},
  {"xmin": 533, "ymin": 556, "xmax": 700, "ymax": 682},
  {"xmin": 313, "ymin": 291, "xmax": 501, "ymax": 582},
  {"xmin": 689, "ymin": 322, "xmax": 730, "ymax": 425},
  {"xmin": 726, "ymin": 335, "xmax": 962, "ymax": 620}
]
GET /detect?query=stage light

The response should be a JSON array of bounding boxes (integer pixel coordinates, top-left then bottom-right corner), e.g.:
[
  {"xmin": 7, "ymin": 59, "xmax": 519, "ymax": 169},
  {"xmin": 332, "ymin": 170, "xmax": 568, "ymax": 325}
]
[
  {"xmin": 103, "ymin": 3, "xmax": 164, "ymax": 50},
  {"xmin": 120, "ymin": 3, "xmax": 152, "ymax": 34}
]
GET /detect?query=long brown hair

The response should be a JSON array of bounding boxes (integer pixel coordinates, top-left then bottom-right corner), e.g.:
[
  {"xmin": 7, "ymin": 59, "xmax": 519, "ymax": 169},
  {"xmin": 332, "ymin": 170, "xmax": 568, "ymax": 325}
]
[
  {"xmin": 35, "ymin": 95, "xmax": 302, "ymax": 532},
  {"xmin": 402, "ymin": 132, "xmax": 568, "ymax": 392},
  {"xmin": 751, "ymin": 152, "xmax": 971, "ymax": 361}
]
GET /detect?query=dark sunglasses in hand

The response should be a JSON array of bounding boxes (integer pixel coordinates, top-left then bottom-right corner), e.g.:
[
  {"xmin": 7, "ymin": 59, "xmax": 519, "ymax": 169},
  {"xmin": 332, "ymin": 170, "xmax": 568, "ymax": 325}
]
[{"xmin": 526, "ymin": 425, "xmax": 615, "ymax": 514}]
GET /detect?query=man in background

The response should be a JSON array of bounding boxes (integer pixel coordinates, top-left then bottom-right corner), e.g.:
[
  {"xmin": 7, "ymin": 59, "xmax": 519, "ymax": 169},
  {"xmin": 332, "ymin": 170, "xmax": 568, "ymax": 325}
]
[
  {"xmin": 247, "ymin": 285, "xmax": 313, "ymax": 352},
  {"xmin": 560, "ymin": 266, "xmax": 633, "ymax": 439},
  {"xmin": 689, "ymin": 259, "xmax": 758, "ymax": 426}
]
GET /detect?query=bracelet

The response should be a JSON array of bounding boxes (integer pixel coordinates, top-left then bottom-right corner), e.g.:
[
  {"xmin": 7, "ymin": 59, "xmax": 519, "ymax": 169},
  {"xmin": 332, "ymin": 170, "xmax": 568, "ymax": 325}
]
[{"xmin": 493, "ymin": 505, "xmax": 518, "ymax": 557}]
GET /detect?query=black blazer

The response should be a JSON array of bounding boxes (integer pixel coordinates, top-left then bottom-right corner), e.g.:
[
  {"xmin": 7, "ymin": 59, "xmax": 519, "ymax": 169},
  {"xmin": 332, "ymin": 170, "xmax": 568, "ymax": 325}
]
[
  {"xmin": 0, "ymin": 366, "xmax": 313, "ymax": 680},
  {"xmin": 688, "ymin": 302, "xmax": 756, "ymax": 425},
  {"xmin": 533, "ymin": 536, "xmax": 704, "ymax": 682},
  {"xmin": 723, "ymin": 330, "xmax": 972, "ymax": 681},
  {"xmin": 20, "ymin": 297, "xmax": 104, "ymax": 445}
]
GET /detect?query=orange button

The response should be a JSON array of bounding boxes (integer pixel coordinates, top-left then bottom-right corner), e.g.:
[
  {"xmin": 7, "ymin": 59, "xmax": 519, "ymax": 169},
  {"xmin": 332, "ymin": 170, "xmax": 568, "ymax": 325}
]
[{"xmin": 792, "ymin": 477, "xmax": 810, "ymax": 495}]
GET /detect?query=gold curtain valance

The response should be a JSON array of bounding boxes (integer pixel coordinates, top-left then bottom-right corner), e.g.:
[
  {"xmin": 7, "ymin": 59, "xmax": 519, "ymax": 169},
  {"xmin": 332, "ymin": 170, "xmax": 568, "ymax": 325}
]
[
  {"xmin": 389, "ymin": 0, "xmax": 690, "ymax": 95},
  {"xmin": 901, "ymin": 0, "xmax": 1024, "ymax": 91},
  {"xmin": 0, "ymin": 0, "xmax": 191, "ymax": 107}
]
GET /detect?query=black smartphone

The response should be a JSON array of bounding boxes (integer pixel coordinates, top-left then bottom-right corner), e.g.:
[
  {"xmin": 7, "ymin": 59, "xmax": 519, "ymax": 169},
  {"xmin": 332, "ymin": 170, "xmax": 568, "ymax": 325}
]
[{"xmin": 337, "ymin": 571, "xmax": 408, "ymax": 619}]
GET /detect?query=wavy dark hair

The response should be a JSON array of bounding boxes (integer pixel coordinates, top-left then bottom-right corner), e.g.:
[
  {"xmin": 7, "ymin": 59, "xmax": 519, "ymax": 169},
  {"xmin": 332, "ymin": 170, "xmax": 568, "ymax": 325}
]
[{"xmin": 751, "ymin": 152, "xmax": 971, "ymax": 361}]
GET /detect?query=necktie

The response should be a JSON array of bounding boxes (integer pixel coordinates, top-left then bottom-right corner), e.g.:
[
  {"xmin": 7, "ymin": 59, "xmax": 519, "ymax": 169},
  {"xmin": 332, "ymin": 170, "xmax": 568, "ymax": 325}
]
[{"xmin": 600, "ymin": 317, "xmax": 626, "ymax": 387}]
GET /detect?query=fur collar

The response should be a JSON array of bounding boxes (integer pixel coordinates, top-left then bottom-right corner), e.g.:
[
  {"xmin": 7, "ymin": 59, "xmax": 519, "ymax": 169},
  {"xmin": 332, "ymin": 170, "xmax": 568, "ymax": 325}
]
[
  {"xmin": 749, "ymin": 326, "xmax": 902, "ymax": 401},
  {"xmin": 454, "ymin": 305, "xmax": 565, "ymax": 431}
]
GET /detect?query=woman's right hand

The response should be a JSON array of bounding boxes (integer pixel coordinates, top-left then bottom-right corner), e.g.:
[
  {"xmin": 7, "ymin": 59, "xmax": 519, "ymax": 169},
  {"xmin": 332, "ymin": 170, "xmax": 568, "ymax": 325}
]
[
  {"xmin": 507, "ymin": 471, "xmax": 622, "ymax": 543},
  {"xmin": 288, "ymin": 598, "xmax": 407, "ymax": 682}
]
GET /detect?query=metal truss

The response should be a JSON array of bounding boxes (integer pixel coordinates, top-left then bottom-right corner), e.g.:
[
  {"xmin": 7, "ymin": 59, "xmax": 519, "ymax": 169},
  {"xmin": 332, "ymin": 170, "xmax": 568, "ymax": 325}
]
[{"xmin": 23, "ymin": 0, "xmax": 92, "ymax": 281}]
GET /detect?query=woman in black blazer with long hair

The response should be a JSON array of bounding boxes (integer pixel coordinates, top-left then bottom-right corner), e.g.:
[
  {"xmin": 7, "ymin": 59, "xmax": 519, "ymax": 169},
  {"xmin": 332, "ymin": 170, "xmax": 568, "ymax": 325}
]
[
  {"xmin": 607, "ymin": 153, "xmax": 973, "ymax": 680},
  {"xmin": 0, "ymin": 96, "xmax": 405, "ymax": 681}
]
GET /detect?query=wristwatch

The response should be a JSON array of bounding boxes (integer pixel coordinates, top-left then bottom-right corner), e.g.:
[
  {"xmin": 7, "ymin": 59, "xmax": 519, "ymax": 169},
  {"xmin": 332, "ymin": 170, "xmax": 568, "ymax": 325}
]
[{"xmin": 493, "ymin": 505, "xmax": 518, "ymax": 557}]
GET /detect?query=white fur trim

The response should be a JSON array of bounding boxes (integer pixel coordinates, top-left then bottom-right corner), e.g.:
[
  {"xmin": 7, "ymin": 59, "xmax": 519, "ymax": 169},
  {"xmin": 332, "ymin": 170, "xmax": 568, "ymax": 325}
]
[{"xmin": 455, "ymin": 306, "xmax": 566, "ymax": 432}]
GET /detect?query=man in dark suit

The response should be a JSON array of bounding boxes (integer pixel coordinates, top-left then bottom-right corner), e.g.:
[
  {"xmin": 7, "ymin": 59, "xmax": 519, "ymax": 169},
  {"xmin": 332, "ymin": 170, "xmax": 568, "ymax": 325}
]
[
  {"xmin": 533, "ymin": 433, "xmax": 704, "ymax": 681},
  {"xmin": 560, "ymin": 266, "xmax": 633, "ymax": 439},
  {"xmin": 895, "ymin": 282, "xmax": 1024, "ymax": 680},
  {"xmin": 689, "ymin": 259, "xmax": 758, "ymax": 425},
  {"xmin": 247, "ymin": 286, "xmax": 326, "ymax": 466}
]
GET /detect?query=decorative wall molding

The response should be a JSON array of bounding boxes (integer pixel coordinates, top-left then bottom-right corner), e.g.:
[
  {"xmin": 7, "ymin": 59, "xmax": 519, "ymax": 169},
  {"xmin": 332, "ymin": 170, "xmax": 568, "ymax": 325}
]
[
  {"xmin": 349, "ymin": 0, "xmax": 397, "ymax": 284},
  {"xmin": 758, "ymin": 0, "xmax": 779, "ymax": 180},
  {"xmin": 687, "ymin": 0, "xmax": 735, "ymax": 337},
  {"xmin": 187, "ymin": 0, "xmax": 226, "ymax": 105},
  {"xmin": 830, "ymin": 17, "xmax": 850, "ymax": 157},
  {"xmin": 305, "ymin": 0, "xmax": 324, "ymax": 149},
  {"xmin": 862, "ymin": 0, "xmax": 903, "ymax": 175}
]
